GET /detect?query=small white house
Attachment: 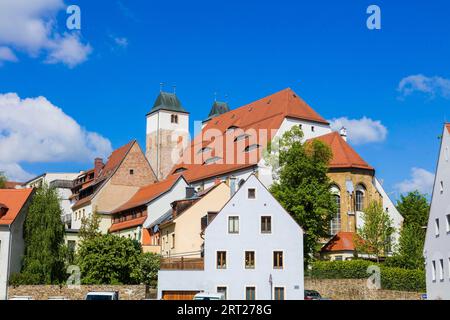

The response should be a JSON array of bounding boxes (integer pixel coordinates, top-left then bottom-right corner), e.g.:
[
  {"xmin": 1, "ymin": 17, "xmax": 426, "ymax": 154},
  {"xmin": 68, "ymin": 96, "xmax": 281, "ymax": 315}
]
[
  {"xmin": 157, "ymin": 174, "xmax": 304, "ymax": 300},
  {"xmin": 424, "ymin": 124, "xmax": 450, "ymax": 300},
  {"xmin": 0, "ymin": 188, "xmax": 35, "ymax": 300}
]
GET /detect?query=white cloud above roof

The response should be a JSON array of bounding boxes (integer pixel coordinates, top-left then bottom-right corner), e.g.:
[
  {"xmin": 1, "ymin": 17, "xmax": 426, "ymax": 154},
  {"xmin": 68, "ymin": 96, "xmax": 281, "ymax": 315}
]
[
  {"xmin": 0, "ymin": 0, "xmax": 92, "ymax": 67},
  {"xmin": 329, "ymin": 116, "xmax": 388, "ymax": 145},
  {"xmin": 0, "ymin": 92, "xmax": 112, "ymax": 181},
  {"xmin": 398, "ymin": 74, "xmax": 450, "ymax": 99},
  {"xmin": 394, "ymin": 167, "xmax": 435, "ymax": 195}
]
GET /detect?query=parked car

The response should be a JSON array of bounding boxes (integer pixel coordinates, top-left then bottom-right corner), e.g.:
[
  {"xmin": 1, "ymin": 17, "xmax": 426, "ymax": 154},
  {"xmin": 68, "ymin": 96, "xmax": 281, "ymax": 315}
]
[
  {"xmin": 304, "ymin": 290, "xmax": 323, "ymax": 300},
  {"xmin": 193, "ymin": 292, "xmax": 225, "ymax": 300},
  {"xmin": 85, "ymin": 291, "xmax": 119, "ymax": 300}
]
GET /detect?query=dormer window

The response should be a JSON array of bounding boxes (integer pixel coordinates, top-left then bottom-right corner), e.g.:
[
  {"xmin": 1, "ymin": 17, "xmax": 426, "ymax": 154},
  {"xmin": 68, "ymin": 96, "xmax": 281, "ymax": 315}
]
[
  {"xmin": 173, "ymin": 167, "xmax": 187, "ymax": 174},
  {"xmin": 171, "ymin": 114, "xmax": 178, "ymax": 124},
  {"xmin": 197, "ymin": 146, "xmax": 212, "ymax": 154},
  {"xmin": 234, "ymin": 134, "xmax": 250, "ymax": 142},
  {"xmin": 244, "ymin": 144, "xmax": 261, "ymax": 152},
  {"xmin": 0, "ymin": 204, "xmax": 9, "ymax": 218},
  {"xmin": 226, "ymin": 126, "xmax": 239, "ymax": 134},
  {"xmin": 203, "ymin": 156, "xmax": 222, "ymax": 165}
]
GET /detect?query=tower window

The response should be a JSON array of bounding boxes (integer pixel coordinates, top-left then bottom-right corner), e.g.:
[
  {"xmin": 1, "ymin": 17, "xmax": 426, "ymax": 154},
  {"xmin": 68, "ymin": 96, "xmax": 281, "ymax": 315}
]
[{"xmin": 171, "ymin": 114, "xmax": 178, "ymax": 124}]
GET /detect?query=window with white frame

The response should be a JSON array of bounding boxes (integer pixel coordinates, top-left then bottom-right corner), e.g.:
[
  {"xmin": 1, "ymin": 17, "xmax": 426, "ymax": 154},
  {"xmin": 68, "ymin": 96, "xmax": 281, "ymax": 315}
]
[
  {"xmin": 439, "ymin": 259, "xmax": 444, "ymax": 281},
  {"xmin": 330, "ymin": 185, "xmax": 341, "ymax": 235},
  {"xmin": 440, "ymin": 181, "xmax": 444, "ymax": 194},
  {"xmin": 217, "ymin": 286, "xmax": 227, "ymax": 300},
  {"xmin": 245, "ymin": 287, "xmax": 256, "ymax": 300},
  {"xmin": 261, "ymin": 216, "xmax": 272, "ymax": 233},
  {"xmin": 274, "ymin": 287, "xmax": 285, "ymax": 300},
  {"xmin": 245, "ymin": 251, "xmax": 255, "ymax": 269},
  {"xmin": 228, "ymin": 216, "xmax": 239, "ymax": 234},
  {"xmin": 435, "ymin": 218, "xmax": 440, "ymax": 236},
  {"xmin": 248, "ymin": 188, "xmax": 256, "ymax": 199},
  {"xmin": 217, "ymin": 251, "xmax": 227, "ymax": 269}
]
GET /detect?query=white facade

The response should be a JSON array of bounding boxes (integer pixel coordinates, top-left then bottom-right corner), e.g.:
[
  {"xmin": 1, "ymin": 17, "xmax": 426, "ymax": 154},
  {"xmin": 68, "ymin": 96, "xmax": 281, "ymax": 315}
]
[
  {"xmin": 158, "ymin": 175, "xmax": 304, "ymax": 300},
  {"xmin": 424, "ymin": 125, "xmax": 450, "ymax": 300},
  {"xmin": 23, "ymin": 173, "xmax": 79, "ymax": 223},
  {"xmin": 0, "ymin": 198, "xmax": 30, "ymax": 300},
  {"xmin": 143, "ymin": 177, "xmax": 189, "ymax": 229}
]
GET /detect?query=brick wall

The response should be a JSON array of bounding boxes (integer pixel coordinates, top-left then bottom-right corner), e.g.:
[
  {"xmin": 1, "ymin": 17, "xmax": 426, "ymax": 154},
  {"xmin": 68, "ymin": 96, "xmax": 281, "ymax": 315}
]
[
  {"xmin": 7, "ymin": 285, "xmax": 157, "ymax": 300},
  {"xmin": 305, "ymin": 278, "xmax": 421, "ymax": 300}
]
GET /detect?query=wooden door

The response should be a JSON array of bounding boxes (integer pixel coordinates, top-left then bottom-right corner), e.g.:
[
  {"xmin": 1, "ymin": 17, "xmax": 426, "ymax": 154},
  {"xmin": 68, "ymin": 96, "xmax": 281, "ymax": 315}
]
[{"xmin": 162, "ymin": 290, "xmax": 200, "ymax": 300}]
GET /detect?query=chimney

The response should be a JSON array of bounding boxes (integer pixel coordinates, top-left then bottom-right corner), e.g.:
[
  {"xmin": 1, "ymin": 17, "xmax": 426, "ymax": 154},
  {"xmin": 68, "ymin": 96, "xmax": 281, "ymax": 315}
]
[
  {"xmin": 94, "ymin": 157, "xmax": 104, "ymax": 178},
  {"xmin": 185, "ymin": 186, "xmax": 195, "ymax": 199},
  {"xmin": 339, "ymin": 127, "xmax": 347, "ymax": 141},
  {"xmin": 229, "ymin": 176, "xmax": 237, "ymax": 197}
]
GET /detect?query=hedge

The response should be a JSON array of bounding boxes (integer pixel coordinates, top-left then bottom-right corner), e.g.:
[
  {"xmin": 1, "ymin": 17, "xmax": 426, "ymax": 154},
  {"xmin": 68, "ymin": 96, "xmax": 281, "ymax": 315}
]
[{"xmin": 309, "ymin": 260, "xmax": 425, "ymax": 292}]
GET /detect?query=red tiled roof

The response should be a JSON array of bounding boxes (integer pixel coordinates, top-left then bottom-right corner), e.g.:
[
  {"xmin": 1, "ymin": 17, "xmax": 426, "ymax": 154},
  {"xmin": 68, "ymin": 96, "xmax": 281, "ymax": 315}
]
[
  {"xmin": 0, "ymin": 188, "xmax": 34, "ymax": 225},
  {"xmin": 446, "ymin": 123, "xmax": 450, "ymax": 134},
  {"xmin": 111, "ymin": 174, "xmax": 186, "ymax": 214},
  {"xmin": 310, "ymin": 132, "xmax": 374, "ymax": 171},
  {"xmin": 321, "ymin": 232, "xmax": 358, "ymax": 252},
  {"xmin": 109, "ymin": 216, "xmax": 146, "ymax": 233},
  {"xmin": 170, "ymin": 88, "xmax": 328, "ymax": 183},
  {"xmin": 72, "ymin": 141, "xmax": 136, "ymax": 209}
]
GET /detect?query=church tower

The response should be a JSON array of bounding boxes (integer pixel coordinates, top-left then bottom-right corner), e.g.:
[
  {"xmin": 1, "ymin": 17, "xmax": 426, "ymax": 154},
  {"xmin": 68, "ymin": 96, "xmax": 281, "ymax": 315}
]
[{"xmin": 146, "ymin": 91, "xmax": 190, "ymax": 180}]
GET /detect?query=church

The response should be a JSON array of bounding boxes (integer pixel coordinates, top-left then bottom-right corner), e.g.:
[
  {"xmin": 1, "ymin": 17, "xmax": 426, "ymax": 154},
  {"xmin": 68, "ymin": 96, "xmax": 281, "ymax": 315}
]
[{"xmin": 136, "ymin": 87, "xmax": 403, "ymax": 259}]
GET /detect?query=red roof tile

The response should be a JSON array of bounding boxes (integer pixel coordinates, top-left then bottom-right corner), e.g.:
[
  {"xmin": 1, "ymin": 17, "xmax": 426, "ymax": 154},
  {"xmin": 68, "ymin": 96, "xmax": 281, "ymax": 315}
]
[
  {"xmin": 0, "ymin": 188, "xmax": 34, "ymax": 225},
  {"xmin": 171, "ymin": 88, "xmax": 328, "ymax": 183},
  {"xmin": 321, "ymin": 232, "xmax": 358, "ymax": 252},
  {"xmin": 109, "ymin": 216, "xmax": 147, "ymax": 233},
  {"xmin": 111, "ymin": 174, "xmax": 186, "ymax": 214},
  {"xmin": 310, "ymin": 132, "xmax": 374, "ymax": 171}
]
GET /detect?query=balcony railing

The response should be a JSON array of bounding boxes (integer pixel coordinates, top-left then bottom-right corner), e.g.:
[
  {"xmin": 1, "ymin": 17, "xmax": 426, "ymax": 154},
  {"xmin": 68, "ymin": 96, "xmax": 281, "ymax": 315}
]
[{"xmin": 160, "ymin": 257, "xmax": 204, "ymax": 270}]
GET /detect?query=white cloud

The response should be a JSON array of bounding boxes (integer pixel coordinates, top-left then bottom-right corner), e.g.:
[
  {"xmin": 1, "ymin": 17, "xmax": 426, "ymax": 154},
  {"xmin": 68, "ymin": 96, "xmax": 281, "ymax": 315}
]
[
  {"xmin": 398, "ymin": 74, "xmax": 450, "ymax": 99},
  {"xmin": 0, "ymin": 92, "xmax": 112, "ymax": 181},
  {"xmin": 0, "ymin": 0, "xmax": 92, "ymax": 67},
  {"xmin": 113, "ymin": 37, "xmax": 128, "ymax": 48},
  {"xmin": 329, "ymin": 117, "xmax": 388, "ymax": 145},
  {"xmin": 394, "ymin": 167, "xmax": 435, "ymax": 195},
  {"xmin": 0, "ymin": 46, "xmax": 18, "ymax": 64}
]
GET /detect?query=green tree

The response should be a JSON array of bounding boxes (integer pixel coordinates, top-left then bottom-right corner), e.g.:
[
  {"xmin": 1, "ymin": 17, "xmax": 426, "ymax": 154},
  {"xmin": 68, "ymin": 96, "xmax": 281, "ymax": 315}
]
[
  {"xmin": 0, "ymin": 172, "xmax": 6, "ymax": 188},
  {"xmin": 21, "ymin": 183, "xmax": 66, "ymax": 284},
  {"xmin": 76, "ymin": 234, "xmax": 142, "ymax": 284},
  {"xmin": 78, "ymin": 210, "xmax": 101, "ymax": 242},
  {"xmin": 131, "ymin": 252, "xmax": 161, "ymax": 288},
  {"xmin": 387, "ymin": 191, "xmax": 429, "ymax": 269},
  {"xmin": 266, "ymin": 125, "xmax": 336, "ymax": 266},
  {"xmin": 355, "ymin": 201, "xmax": 394, "ymax": 262}
]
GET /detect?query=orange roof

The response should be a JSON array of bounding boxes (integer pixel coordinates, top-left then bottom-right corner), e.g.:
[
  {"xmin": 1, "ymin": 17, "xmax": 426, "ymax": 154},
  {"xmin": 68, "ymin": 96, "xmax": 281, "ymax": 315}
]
[
  {"xmin": 109, "ymin": 216, "xmax": 147, "ymax": 233},
  {"xmin": 72, "ymin": 141, "xmax": 136, "ymax": 209},
  {"xmin": 0, "ymin": 188, "xmax": 34, "ymax": 225},
  {"xmin": 170, "ymin": 88, "xmax": 329, "ymax": 183},
  {"xmin": 446, "ymin": 123, "xmax": 450, "ymax": 134},
  {"xmin": 321, "ymin": 232, "xmax": 358, "ymax": 252},
  {"xmin": 111, "ymin": 174, "xmax": 186, "ymax": 214},
  {"xmin": 310, "ymin": 132, "xmax": 374, "ymax": 171}
]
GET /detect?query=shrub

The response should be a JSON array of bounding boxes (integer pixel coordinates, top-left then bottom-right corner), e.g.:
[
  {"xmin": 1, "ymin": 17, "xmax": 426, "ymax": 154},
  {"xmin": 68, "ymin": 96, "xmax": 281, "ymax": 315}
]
[
  {"xmin": 310, "ymin": 260, "xmax": 425, "ymax": 292},
  {"xmin": 9, "ymin": 272, "xmax": 41, "ymax": 286},
  {"xmin": 131, "ymin": 252, "xmax": 161, "ymax": 288}
]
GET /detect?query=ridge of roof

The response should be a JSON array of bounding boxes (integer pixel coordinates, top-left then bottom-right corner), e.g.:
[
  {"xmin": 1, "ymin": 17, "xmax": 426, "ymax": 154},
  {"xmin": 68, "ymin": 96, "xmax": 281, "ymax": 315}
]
[
  {"xmin": 72, "ymin": 140, "xmax": 136, "ymax": 209},
  {"xmin": 110, "ymin": 174, "xmax": 187, "ymax": 214},
  {"xmin": 310, "ymin": 132, "xmax": 374, "ymax": 171},
  {"xmin": 321, "ymin": 231, "xmax": 358, "ymax": 252}
]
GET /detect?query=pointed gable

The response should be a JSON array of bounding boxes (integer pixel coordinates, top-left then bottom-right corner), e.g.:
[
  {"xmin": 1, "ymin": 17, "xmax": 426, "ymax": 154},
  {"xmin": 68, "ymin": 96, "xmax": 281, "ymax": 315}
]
[{"xmin": 311, "ymin": 132, "xmax": 374, "ymax": 171}]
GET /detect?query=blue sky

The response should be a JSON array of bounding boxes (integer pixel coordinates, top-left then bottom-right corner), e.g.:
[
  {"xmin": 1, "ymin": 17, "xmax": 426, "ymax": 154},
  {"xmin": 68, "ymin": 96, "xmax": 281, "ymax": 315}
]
[{"xmin": 0, "ymin": 0, "xmax": 449, "ymax": 200}]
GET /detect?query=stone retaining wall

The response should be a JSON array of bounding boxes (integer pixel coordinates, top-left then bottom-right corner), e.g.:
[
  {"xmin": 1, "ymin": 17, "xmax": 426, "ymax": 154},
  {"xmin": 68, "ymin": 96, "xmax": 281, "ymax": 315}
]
[
  {"xmin": 305, "ymin": 278, "xmax": 422, "ymax": 300},
  {"xmin": 7, "ymin": 285, "xmax": 156, "ymax": 300}
]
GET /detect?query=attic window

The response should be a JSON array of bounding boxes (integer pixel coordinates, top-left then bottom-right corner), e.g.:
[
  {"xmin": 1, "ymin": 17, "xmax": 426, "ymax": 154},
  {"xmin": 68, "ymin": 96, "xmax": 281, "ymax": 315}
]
[
  {"xmin": 226, "ymin": 126, "xmax": 239, "ymax": 134},
  {"xmin": 244, "ymin": 144, "xmax": 261, "ymax": 152},
  {"xmin": 173, "ymin": 167, "xmax": 187, "ymax": 174},
  {"xmin": 197, "ymin": 146, "xmax": 212, "ymax": 154},
  {"xmin": 234, "ymin": 134, "xmax": 250, "ymax": 142},
  {"xmin": 0, "ymin": 204, "xmax": 9, "ymax": 218},
  {"xmin": 203, "ymin": 156, "xmax": 222, "ymax": 165}
]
